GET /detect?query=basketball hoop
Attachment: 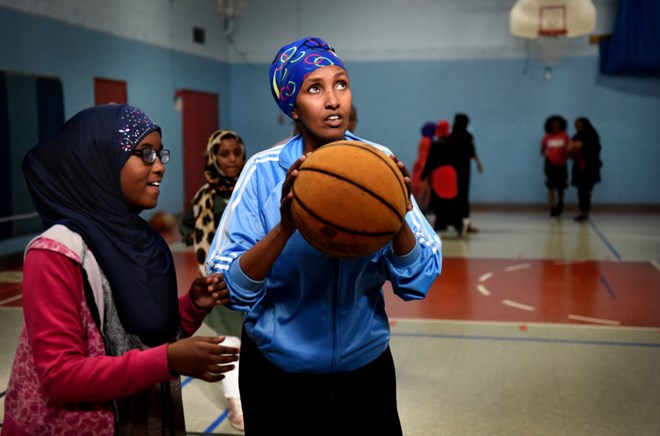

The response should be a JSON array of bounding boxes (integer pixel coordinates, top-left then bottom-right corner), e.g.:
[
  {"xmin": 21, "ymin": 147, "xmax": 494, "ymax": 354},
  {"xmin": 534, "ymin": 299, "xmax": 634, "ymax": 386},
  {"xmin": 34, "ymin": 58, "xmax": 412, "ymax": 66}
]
[
  {"xmin": 218, "ymin": 0, "xmax": 244, "ymax": 40},
  {"xmin": 217, "ymin": 0, "xmax": 244, "ymax": 17},
  {"xmin": 539, "ymin": 5, "xmax": 567, "ymax": 36},
  {"xmin": 537, "ymin": 4, "xmax": 568, "ymax": 79},
  {"xmin": 510, "ymin": 0, "xmax": 596, "ymax": 79}
]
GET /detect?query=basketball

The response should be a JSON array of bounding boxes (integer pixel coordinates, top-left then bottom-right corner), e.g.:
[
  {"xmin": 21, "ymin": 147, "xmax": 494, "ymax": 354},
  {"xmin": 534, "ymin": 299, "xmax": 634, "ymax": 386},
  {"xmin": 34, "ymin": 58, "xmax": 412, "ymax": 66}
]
[
  {"xmin": 291, "ymin": 140, "xmax": 408, "ymax": 258},
  {"xmin": 150, "ymin": 211, "xmax": 177, "ymax": 233}
]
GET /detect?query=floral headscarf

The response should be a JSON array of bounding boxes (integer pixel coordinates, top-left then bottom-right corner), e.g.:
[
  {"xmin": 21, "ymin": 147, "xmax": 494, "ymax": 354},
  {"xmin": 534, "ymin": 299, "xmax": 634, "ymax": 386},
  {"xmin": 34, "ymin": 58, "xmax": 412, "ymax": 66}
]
[{"xmin": 269, "ymin": 36, "xmax": 346, "ymax": 117}]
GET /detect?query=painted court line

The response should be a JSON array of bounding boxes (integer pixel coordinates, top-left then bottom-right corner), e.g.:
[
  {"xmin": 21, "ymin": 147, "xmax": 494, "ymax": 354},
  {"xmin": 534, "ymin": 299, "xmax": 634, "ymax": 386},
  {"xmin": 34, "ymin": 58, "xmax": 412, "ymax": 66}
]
[
  {"xmin": 588, "ymin": 220, "xmax": 622, "ymax": 260},
  {"xmin": 478, "ymin": 272, "xmax": 493, "ymax": 282},
  {"xmin": 599, "ymin": 275, "xmax": 617, "ymax": 299},
  {"xmin": 504, "ymin": 263, "xmax": 531, "ymax": 272},
  {"xmin": 502, "ymin": 299, "xmax": 535, "ymax": 311},
  {"xmin": 568, "ymin": 314, "xmax": 620, "ymax": 326},
  {"xmin": 651, "ymin": 259, "xmax": 660, "ymax": 272},
  {"xmin": 0, "ymin": 294, "xmax": 22, "ymax": 306},
  {"xmin": 476, "ymin": 284, "xmax": 491, "ymax": 296},
  {"xmin": 391, "ymin": 331, "xmax": 660, "ymax": 348},
  {"xmin": 391, "ymin": 318, "xmax": 658, "ymax": 332},
  {"xmin": 204, "ymin": 409, "xmax": 229, "ymax": 433},
  {"xmin": 181, "ymin": 376, "xmax": 194, "ymax": 388},
  {"xmin": 180, "ymin": 376, "xmax": 229, "ymax": 431}
]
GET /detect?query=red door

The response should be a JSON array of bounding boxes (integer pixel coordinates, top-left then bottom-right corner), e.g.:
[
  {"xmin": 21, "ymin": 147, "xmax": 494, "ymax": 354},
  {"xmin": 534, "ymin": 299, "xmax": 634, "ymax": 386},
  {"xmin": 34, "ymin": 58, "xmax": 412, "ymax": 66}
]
[
  {"xmin": 179, "ymin": 90, "xmax": 219, "ymax": 210},
  {"xmin": 94, "ymin": 78, "xmax": 127, "ymax": 105}
]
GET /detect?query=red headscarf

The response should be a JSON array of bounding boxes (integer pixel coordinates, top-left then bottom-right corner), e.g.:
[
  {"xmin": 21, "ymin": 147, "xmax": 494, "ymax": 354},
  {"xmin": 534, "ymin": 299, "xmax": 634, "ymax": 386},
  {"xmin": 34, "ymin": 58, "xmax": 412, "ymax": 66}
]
[
  {"xmin": 435, "ymin": 120, "xmax": 450, "ymax": 139},
  {"xmin": 412, "ymin": 122, "xmax": 437, "ymax": 199}
]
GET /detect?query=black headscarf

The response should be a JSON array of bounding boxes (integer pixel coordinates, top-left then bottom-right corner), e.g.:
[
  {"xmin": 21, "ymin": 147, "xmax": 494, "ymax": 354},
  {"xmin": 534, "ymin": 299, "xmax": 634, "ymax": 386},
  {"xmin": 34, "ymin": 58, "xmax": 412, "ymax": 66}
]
[
  {"xmin": 448, "ymin": 113, "xmax": 475, "ymax": 165},
  {"xmin": 23, "ymin": 104, "xmax": 179, "ymax": 346},
  {"xmin": 573, "ymin": 117, "xmax": 600, "ymax": 142},
  {"xmin": 571, "ymin": 117, "xmax": 602, "ymax": 184}
]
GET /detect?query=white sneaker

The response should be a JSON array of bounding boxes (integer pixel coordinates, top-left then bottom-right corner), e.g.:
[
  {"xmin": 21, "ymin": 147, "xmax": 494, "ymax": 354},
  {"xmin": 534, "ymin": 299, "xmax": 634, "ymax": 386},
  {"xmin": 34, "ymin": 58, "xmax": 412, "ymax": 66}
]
[
  {"xmin": 227, "ymin": 397, "xmax": 245, "ymax": 432},
  {"xmin": 460, "ymin": 218, "xmax": 470, "ymax": 236}
]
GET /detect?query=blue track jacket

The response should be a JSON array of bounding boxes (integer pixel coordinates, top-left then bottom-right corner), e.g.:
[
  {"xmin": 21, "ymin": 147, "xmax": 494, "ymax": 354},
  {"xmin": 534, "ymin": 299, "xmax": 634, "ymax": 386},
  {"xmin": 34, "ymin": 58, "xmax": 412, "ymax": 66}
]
[{"xmin": 207, "ymin": 133, "xmax": 442, "ymax": 373}]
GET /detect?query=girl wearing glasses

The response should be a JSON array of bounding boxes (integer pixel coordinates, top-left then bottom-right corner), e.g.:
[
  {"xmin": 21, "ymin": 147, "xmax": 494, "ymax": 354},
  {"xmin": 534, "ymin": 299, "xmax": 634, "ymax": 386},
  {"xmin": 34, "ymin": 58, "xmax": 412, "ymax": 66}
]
[{"xmin": 2, "ymin": 104, "xmax": 238, "ymax": 435}]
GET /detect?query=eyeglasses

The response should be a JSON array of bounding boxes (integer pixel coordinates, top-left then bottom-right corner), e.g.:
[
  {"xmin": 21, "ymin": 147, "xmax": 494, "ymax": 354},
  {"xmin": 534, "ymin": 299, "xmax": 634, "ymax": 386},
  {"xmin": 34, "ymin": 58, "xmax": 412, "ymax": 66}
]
[{"xmin": 131, "ymin": 147, "xmax": 170, "ymax": 165}]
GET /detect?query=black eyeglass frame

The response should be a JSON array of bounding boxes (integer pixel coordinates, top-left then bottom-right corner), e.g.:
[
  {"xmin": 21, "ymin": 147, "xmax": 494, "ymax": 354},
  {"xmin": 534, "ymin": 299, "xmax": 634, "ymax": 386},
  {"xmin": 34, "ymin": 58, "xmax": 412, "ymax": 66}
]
[{"xmin": 131, "ymin": 147, "xmax": 170, "ymax": 165}]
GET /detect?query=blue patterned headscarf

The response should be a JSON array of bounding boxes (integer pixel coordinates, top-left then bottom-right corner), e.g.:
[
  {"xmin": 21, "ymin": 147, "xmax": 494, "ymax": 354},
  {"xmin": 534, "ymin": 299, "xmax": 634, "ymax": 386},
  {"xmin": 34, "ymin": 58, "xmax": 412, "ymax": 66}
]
[
  {"xmin": 421, "ymin": 122, "xmax": 436, "ymax": 139},
  {"xmin": 270, "ymin": 36, "xmax": 346, "ymax": 117},
  {"xmin": 23, "ymin": 104, "xmax": 179, "ymax": 346}
]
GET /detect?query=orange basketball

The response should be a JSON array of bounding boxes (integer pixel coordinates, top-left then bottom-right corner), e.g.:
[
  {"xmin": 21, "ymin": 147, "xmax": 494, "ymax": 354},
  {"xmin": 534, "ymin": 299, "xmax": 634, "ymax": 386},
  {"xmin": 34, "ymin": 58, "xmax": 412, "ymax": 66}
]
[
  {"xmin": 291, "ymin": 140, "xmax": 408, "ymax": 258},
  {"xmin": 149, "ymin": 211, "xmax": 176, "ymax": 233}
]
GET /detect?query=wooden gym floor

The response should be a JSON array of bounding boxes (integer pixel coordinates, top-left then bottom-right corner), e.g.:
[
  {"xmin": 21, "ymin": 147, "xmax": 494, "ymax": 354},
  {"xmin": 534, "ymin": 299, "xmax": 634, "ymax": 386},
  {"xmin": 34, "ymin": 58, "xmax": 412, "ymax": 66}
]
[{"xmin": 1, "ymin": 208, "xmax": 659, "ymax": 435}]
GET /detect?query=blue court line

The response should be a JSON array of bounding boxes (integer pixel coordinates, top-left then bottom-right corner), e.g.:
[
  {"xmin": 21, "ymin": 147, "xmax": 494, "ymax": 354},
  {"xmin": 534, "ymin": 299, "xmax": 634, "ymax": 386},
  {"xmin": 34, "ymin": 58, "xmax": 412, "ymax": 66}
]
[
  {"xmin": 179, "ymin": 377, "xmax": 230, "ymax": 431},
  {"xmin": 391, "ymin": 332, "xmax": 660, "ymax": 348},
  {"xmin": 181, "ymin": 376, "xmax": 194, "ymax": 388},
  {"xmin": 588, "ymin": 219, "xmax": 622, "ymax": 260},
  {"xmin": 600, "ymin": 275, "xmax": 617, "ymax": 299},
  {"xmin": 204, "ymin": 409, "xmax": 229, "ymax": 433}
]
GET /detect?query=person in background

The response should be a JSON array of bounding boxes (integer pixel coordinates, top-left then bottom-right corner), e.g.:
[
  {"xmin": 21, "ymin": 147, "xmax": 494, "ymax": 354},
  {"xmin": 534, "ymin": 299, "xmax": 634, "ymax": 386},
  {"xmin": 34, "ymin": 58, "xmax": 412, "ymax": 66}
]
[
  {"xmin": 568, "ymin": 117, "xmax": 602, "ymax": 222},
  {"xmin": 206, "ymin": 36, "xmax": 442, "ymax": 435},
  {"xmin": 179, "ymin": 129, "xmax": 247, "ymax": 431},
  {"xmin": 448, "ymin": 113, "xmax": 483, "ymax": 233},
  {"xmin": 422, "ymin": 119, "xmax": 464, "ymax": 234},
  {"xmin": 540, "ymin": 115, "xmax": 570, "ymax": 218},
  {"xmin": 348, "ymin": 104, "xmax": 358, "ymax": 133},
  {"xmin": 411, "ymin": 121, "xmax": 436, "ymax": 212},
  {"xmin": 2, "ymin": 104, "xmax": 238, "ymax": 435}
]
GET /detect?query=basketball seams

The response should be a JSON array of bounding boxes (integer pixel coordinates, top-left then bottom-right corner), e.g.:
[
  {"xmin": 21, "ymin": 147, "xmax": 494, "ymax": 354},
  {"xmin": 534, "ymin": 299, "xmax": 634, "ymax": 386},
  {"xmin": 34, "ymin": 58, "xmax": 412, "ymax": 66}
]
[
  {"xmin": 292, "ymin": 207, "xmax": 389, "ymax": 257},
  {"xmin": 320, "ymin": 141, "xmax": 409, "ymax": 209},
  {"xmin": 291, "ymin": 183, "xmax": 398, "ymax": 237},
  {"xmin": 297, "ymin": 167, "xmax": 405, "ymax": 222}
]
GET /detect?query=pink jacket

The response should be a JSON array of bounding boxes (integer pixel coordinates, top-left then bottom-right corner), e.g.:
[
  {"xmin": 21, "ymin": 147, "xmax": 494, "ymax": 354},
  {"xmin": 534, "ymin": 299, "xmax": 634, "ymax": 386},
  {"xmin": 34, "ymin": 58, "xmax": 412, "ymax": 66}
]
[{"xmin": 2, "ymin": 226, "xmax": 206, "ymax": 435}]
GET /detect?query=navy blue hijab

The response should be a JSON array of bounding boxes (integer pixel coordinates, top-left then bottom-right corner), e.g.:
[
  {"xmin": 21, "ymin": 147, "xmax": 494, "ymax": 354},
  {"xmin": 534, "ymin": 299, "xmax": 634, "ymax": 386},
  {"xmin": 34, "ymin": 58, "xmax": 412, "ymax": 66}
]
[{"xmin": 23, "ymin": 104, "xmax": 179, "ymax": 346}]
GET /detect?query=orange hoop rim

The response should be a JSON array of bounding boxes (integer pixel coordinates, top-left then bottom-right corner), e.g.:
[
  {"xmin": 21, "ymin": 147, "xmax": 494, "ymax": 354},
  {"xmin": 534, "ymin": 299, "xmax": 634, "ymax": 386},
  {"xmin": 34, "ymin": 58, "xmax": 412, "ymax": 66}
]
[{"xmin": 538, "ymin": 29, "xmax": 567, "ymax": 37}]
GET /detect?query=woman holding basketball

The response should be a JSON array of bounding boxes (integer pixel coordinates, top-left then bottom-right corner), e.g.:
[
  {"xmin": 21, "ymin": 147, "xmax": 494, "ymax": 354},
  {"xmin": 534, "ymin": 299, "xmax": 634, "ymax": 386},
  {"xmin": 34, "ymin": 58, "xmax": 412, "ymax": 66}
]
[{"xmin": 206, "ymin": 36, "xmax": 442, "ymax": 435}]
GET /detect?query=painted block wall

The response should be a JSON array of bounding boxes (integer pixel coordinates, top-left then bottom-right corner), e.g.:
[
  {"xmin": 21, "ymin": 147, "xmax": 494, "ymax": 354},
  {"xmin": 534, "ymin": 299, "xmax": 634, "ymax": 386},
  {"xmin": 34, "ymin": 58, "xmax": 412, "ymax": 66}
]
[
  {"xmin": 0, "ymin": 7, "xmax": 232, "ymax": 220},
  {"xmin": 229, "ymin": 56, "xmax": 660, "ymax": 205},
  {"xmin": 1, "ymin": 0, "xmax": 659, "ymax": 219}
]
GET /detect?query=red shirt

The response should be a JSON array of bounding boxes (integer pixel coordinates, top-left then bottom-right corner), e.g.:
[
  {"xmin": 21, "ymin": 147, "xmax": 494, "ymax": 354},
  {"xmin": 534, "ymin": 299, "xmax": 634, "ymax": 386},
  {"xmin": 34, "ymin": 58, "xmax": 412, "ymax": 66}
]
[{"xmin": 541, "ymin": 131, "xmax": 570, "ymax": 166}]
